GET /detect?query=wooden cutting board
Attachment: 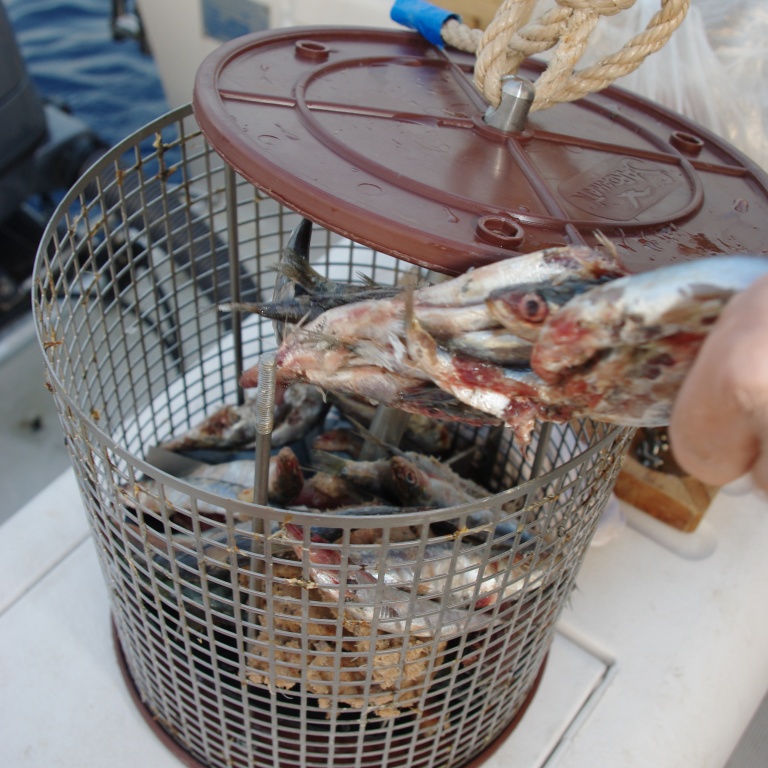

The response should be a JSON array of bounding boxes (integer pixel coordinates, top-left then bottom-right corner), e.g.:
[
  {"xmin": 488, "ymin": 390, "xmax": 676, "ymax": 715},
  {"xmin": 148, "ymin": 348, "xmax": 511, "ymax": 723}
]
[{"xmin": 613, "ymin": 428, "xmax": 720, "ymax": 532}]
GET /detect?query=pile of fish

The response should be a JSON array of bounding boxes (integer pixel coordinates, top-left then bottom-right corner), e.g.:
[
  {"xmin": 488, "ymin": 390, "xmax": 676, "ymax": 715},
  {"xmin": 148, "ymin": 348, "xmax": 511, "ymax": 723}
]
[
  {"xmin": 124, "ymin": 375, "xmax": 551, "ymax": 640},
  {"xmin": 237, "ymin": 219, "xmax": 768, "ymax": 444}
]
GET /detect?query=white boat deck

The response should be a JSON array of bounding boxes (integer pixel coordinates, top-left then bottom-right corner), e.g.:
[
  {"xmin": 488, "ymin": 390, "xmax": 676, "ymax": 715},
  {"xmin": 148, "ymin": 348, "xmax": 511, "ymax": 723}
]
[{"xmin": 2, "ymin": 334, "xmax": 768, "ymax": 767}]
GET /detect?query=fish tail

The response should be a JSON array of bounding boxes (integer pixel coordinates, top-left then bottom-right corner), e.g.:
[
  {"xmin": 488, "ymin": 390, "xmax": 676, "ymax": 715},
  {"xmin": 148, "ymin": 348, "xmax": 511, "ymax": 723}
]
[{"xmin": 278, "ymin": 217, "xmax": 330, "ymax": 295}]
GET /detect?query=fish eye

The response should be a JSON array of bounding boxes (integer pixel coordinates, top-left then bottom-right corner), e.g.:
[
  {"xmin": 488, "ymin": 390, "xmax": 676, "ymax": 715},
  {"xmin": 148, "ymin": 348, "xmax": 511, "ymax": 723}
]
[{"xmin": 518, "ymin": 293, "xmax": 548, "ymax": 323}]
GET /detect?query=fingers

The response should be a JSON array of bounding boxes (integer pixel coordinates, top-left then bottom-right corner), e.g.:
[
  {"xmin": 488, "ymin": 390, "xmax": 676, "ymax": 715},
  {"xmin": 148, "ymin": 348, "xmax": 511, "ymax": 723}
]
[{"xmin": 669, "ymin": 273, "xmax": 768, "ymax": 492}]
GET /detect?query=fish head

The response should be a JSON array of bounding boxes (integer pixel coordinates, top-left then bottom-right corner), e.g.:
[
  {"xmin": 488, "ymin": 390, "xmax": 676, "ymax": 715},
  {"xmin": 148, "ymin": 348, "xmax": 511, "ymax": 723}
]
[
  {"xmin": 390, "ymin": 456, "xmax": 431, "ymax": 506},
  {"xmin": 269, "ymin": 446, "xmax": 305, "ymax": 506}
]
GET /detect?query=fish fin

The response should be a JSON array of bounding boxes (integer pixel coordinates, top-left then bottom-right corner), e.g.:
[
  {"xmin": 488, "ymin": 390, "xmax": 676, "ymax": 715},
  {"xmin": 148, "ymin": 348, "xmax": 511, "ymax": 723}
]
[
  {"xmin": 345, "ymin": 417, "xmax": 401, "ymax": 457},
  {"xmin": 355, "ymin": 271, "xmax": 380, "ymax": 287},
  {"xmin": 592, "ymin": 230, "xmax": 629, "ymax": 276},
  {"xmin": 402, "ymin": 277, "xmax": 425, "ymax": 366},
  {"xmin": 217, "ymin": 301, "xmax": 265, "ymax": 314},
  {"xmin": 312, "ymin": 449, "xmax": 349, "ymax": 476},
  {"xmin": 593, "ymin": 229, "xmax": 616, "ymax": 258}
]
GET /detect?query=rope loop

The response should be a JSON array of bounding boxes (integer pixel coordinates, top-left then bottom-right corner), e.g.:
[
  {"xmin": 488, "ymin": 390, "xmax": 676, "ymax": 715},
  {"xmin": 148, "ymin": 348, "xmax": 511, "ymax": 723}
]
[{"xmin": 440, "ymin": 0, "xmax": 690, "ymax": 111}]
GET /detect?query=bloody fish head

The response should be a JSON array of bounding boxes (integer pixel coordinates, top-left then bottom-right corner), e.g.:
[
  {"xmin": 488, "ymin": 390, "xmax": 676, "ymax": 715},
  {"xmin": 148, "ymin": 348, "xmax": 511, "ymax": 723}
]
[{"xmin": 268, "ymin": 446, "xmax": 305, "ymax": 507}]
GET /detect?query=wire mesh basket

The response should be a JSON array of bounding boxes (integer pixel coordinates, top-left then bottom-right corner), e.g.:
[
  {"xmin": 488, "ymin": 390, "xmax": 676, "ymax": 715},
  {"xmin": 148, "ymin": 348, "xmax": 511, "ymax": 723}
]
[{"xmin": 33, "ymin": 105, "xmax": 632, "ymax": 768}]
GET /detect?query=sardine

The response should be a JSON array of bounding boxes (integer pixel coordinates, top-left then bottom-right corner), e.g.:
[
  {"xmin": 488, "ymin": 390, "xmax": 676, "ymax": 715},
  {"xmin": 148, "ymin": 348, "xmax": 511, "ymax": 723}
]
[
  {"xmin": 271, "ymin": 382, "xmax": 329, "ymax": 447},
  {"xmin": 266, "ymin": 218, "xmax": 411, "ymax": 343},
  {"xmin": 276, "ymin": 218, "xmax": 391, "ymax": 299},
  {"xmin": 161, "ymin": 401, "xmax": 257, "ymax": 453},
  {"xmin": 250, "ymin": 243, "xmax": 623, "ymax": 366},
  {"xmin": 413, "ymin": 245, "xmax": 623, "ymax": 307},
  {"xmin": 292, "ymin": 471, "xmax": 369, "ymax": 510},
  {"xmin": 224, "ymin": 288, "xmax": 402, "ymax": 325},
  {"xmin": 389, "ymin": 455, "xmax": 478, "ymax": 508},
  {"xmin": 350, "ymin": 539, "xmax": 545, "ymax": 607},
  {"xmin": 532, "ymin": 255, "xmax": 768, "ymax": 383},
  {"xmin": 312, "ymin": 428, "xmax": 365, "ymax": 457},
  {"xmin": 312, "ymin": 446, "xmax": 514, "ymax": 539},
  {"xmin": 159, "ymin": 383, "xmax": 325, "ymax": 454},
  {"xmin": 443, "ymin": 328, "xmax": 532, "ymax": 365},
  {"xmin": 404, "ymin": 302, "xmax": 566, "ymax": 442},
  {"xmin": 313, "ymin": 451, "xmax": 399, "ymax": 501},
  {"xmin": 127, "ymin": 448, "xmax": 304, "ymax": 513},
  {"xmin": 281, "ymin": 524, "xmax": 493, "ymax": 638},
  {"xmin": 401, "ymin": 414, "xmax": 454, "ymax": 455}
]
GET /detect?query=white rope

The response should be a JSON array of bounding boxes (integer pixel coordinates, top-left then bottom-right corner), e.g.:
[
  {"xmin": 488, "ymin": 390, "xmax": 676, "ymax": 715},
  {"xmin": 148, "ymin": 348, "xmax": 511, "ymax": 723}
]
[{"xmin": 440, "ymin": 0, "xmax": 691, "ymax": 110}]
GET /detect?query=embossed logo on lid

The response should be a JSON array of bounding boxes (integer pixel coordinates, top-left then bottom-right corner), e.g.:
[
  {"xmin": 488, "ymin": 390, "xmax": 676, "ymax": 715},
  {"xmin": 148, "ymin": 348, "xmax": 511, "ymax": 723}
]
[{"xmin": 560, "ymin": 157, "xmax": 684, "ymax": 221}]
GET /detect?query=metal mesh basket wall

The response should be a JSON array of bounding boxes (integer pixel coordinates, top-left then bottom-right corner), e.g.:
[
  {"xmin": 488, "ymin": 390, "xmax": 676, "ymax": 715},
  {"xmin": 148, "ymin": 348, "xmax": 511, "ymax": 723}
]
[{"xmin": 33, "ymin": 105, "xmax": 632, "ymax": 768}]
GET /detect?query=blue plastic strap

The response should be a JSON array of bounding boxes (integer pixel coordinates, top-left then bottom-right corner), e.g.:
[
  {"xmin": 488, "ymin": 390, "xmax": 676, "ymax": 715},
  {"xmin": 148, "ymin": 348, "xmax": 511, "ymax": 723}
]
[{"xmin": 390, "ymin": 0, "xmax": 459, "ymax": 48}]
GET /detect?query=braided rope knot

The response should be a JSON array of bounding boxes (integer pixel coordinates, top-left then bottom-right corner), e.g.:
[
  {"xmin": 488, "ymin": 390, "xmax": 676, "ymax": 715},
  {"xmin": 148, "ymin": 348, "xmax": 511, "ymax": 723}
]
[{"xmin": 441, "ymin": 0, "xmax": 689, "ymax": 111}]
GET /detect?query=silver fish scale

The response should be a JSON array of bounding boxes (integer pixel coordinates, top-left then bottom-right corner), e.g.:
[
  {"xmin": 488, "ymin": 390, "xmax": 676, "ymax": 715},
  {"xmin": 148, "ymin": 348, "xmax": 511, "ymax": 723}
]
[{"xmin": 33, "ymin": 105, "xmax": 633, "ymax": 768}]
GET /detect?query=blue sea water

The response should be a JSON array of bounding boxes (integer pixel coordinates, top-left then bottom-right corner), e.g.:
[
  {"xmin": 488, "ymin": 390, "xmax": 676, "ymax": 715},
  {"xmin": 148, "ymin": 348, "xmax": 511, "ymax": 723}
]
[{"xmin": 6, "ymin": 0, "xmax": 169, "ymax": 148}]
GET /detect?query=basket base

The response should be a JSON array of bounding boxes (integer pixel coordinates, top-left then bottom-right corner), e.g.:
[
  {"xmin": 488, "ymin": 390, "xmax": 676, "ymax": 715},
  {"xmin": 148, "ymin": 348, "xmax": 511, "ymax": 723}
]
[{"xmin": 112, "ymin": 619, "xmax": 547, "ymax": 768}]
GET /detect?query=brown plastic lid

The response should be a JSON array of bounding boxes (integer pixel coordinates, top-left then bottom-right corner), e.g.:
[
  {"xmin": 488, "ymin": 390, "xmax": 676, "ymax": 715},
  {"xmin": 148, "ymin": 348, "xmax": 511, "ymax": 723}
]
[{"xmin": 193, "ymin": 26, "xmax": 768, "ymax": 275}]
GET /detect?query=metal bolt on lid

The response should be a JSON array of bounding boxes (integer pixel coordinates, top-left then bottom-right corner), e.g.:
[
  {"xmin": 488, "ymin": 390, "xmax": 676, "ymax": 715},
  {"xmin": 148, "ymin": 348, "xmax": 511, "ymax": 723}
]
[{"xmin": 484, "ymin": 75, "xmax": 535, "ymax": 133}]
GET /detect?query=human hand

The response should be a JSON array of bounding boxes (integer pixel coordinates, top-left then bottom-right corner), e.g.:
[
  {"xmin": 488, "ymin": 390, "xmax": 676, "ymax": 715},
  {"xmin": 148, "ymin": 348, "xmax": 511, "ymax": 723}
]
[{"xmin": 669, "ymin": 272, "xmax": 768, "ymax": 494}]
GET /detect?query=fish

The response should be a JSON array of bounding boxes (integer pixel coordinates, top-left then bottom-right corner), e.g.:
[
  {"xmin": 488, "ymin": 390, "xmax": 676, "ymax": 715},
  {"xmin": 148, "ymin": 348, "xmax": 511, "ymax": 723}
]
[
  {"xmin": 312, "ymin": 428, "xmax": 365, "ymax": 458},
  {"xmin": 313, "ymin": 449, "xmax": 493, "ymax": 508},
  {"xmin": 243, "ymin": 343, "xmax": 498, "ymax": 426},
  {"xmin": 262, "ymin": 245, "xmax": 622, "ymax": 351},
  {"xmin": 443, "ymin": 328, "xmax": 533, "ymax": 365},
  {"xmin": 403, "ymin": 301, "xmax": 569, "ymax": 443},
  {"xmin": 267, "ymin": 447, "xmax": 307, "ymax": 507},
  {"xmin": 401, "ymin": 413, "xmax": 455, "ymax": 455},
  {"xmin": 275, "ymin": 218, "xmax": 391, "ymax": 300},
  {"xmin": 280, "ymin": 523, "xmax": 493, "ymax": 638},
  {"xmin": 312, "ymin": 444, "xmax": 520, "ymax": 541},
  {"xmin": 222, "ymin": 289, "xmax": 402, "ymax": 325},
  {"xmin": 257, "ymin": 217, "xmax": 414, "ymax": 344},
  {"xmin": 415, "ymin": 303, "xmax": 499, "ymax": 336},
  {"xmin": 271, "ymin": 382, "xmax": 329, "ymax": 447},
  {"xmin": 349, "ymin": 539, "xmax": 546, "ymax": 608},
  {"xmin": 161, "ymin": 383, "xmax": 327, "ymax": 455},
  {"xmin": 412, "ymin": 245, "xmax": 624, "ymax": 308},
  {"xmin": 126, "ymin": 448, "xmax": 304, "ymax": 513},
  {"xmin": 312, "ymin": 451, "xmax": 400, "ymax": 502},
  {"xmin": 291, "ymin": 471, "xmax": 369, "ymax": 510},
  {"xmin": 532, "ymin": 255, "xmax": 768, "ymax": 383},
  {"xmin": 263, "ymin": 253, "xmax": 768, "ymax": 440},
  {"xmin": 389, "ymin": 455, "xmax": 480, "ymax": 509},
  {"xmin": 160, "ymin": 400, "xmax": 257, "ymax": 453},
  {"xmin": 386, "ymin": 452, "xmax": 528, "ymax": 541}
]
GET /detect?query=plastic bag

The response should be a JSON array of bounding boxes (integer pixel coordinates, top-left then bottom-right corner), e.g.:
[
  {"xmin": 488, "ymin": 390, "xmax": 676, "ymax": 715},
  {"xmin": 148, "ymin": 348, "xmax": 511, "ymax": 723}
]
[
  {"xmin": 695, "ymin": 0, "xmax": 768, "ymax": 172},
  {"xmin": 569, "ymin": 0, "xmax": 768, "ymax": 171}
]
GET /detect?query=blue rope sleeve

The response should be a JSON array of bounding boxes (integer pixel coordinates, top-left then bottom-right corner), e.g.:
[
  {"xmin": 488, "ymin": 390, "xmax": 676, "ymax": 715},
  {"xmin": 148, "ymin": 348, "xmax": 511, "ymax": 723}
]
[{"xmin": 390, "ymin": 0, "xmax": 460, "ymax": 48}]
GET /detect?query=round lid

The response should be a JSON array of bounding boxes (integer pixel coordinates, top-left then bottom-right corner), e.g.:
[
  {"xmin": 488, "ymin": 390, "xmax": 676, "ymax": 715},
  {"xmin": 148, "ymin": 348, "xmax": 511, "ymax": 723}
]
[{"xmin": 193, "ymin": 26, "xmax": 768, "ymax": 275}]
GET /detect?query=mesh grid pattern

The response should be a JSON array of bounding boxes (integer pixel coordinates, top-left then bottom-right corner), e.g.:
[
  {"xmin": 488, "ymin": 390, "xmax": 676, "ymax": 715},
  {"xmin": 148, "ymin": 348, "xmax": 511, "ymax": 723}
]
[{"xmin": 33, "ymin": 105, "xmax": 632, "ymax": 768}]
